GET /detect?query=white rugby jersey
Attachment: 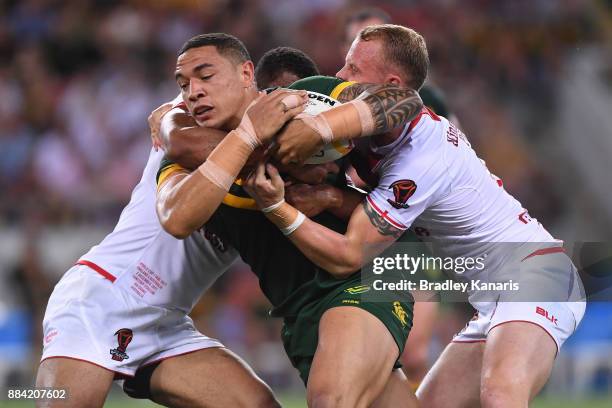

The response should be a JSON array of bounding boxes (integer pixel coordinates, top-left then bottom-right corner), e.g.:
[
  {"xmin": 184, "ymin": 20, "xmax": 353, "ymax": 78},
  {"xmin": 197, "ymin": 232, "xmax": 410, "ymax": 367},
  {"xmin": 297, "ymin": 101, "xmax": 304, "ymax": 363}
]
[
  {"xmin": 78, "ymin": 148, "xmax": 238, "ymax": 312},
  {"xmin": 356, "ymin": 108, "xmax": 558, "ymax": 274}
]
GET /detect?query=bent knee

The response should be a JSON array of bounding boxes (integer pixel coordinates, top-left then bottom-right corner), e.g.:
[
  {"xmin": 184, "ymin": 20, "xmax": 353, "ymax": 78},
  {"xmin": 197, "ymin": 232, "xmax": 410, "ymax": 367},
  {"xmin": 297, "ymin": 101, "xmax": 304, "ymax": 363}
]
[{"xmin": 481, "ymin": 373, "xmax": 530, "ymax": 407}]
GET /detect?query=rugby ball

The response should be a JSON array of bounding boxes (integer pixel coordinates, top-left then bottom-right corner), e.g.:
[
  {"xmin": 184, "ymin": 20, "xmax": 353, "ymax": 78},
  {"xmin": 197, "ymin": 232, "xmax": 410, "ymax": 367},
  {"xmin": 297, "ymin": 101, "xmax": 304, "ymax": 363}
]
[{"xmin": 302, "ymin": 91, "xmax": 353, "ymax": 164}]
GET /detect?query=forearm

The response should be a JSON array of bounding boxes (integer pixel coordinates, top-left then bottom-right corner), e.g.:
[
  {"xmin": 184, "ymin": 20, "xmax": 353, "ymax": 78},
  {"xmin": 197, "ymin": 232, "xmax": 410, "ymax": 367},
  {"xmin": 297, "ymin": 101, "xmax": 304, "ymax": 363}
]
[
  {"xmin": 160, "ymin": 111, "xmax": 227, "ymax": 169},
  {"xmin": 264, "ymin": 202, "xmax": 363, "ymax": 277},
  {"xmin": 157, "ymin": 130, "xmax": 254, "ymax": 237},
  {"xmin": 326, "ymin": 186, "xmax": 365, "ymax": 221},
  {"xmin": 324, "ymin": 84, "xmax": 423, "ymax": 141}
]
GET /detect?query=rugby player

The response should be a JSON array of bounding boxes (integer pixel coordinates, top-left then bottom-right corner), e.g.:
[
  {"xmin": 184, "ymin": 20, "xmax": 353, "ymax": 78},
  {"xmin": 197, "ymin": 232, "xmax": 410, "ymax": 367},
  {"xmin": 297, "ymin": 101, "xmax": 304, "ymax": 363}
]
[
  {"xmin": 248, "ymin": 24, "xmax": 586, "ymax": 407},
  {"xmin": 155, "ymin": 33, "xmax": 425, "ymax": 407},
  {"xmin": 341, "ymin": 7, "xmax": 460, "ymax": 386},
  {"xmin": 34, "ymin": 80, "xmax": 302, "ymax": 408},
  {"xmin": 255, "ymin": 46, "xmax": 320, "ymax": 88}
]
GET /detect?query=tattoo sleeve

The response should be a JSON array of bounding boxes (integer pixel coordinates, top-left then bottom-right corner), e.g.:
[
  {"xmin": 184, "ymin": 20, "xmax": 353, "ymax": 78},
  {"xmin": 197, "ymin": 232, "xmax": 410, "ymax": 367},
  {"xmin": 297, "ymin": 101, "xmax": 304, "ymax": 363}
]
[
  {"xmin": 338, "ymin": 83, "xmax": 423, "ymax": 133},
  {"xmin": 361, "ymin": 200, "xmax": 404, "ymax": 239}
]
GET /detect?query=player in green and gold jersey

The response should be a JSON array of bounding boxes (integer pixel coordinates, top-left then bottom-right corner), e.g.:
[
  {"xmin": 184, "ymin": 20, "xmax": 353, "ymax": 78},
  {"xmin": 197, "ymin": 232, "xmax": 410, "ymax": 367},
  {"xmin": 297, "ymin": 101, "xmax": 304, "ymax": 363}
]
[{"xmin": 155, "ymin": 33, "xmax": 424, "ymax": 407}]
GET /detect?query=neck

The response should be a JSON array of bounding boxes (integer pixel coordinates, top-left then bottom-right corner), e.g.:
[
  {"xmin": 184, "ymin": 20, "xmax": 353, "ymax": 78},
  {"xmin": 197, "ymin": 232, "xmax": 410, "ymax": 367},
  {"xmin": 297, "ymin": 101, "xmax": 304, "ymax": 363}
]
[{"xmin": 224, "ymin": 86, "xmax": 259, "ymax": 131}]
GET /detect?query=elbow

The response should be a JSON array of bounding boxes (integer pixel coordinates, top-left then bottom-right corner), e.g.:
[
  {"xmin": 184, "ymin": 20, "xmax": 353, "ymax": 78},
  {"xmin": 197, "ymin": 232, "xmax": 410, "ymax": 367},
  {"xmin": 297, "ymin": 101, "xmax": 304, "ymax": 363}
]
[
  {"xmin": 326, "ymin": 252, "xmax": 363, "ymax": 278},
  {"xmin": 160, "ymin": 217, "xmax": 192, "ymax": 239},
  {"xmin": 157, "ymin": 204, "xmax": 194, "ymax": 239}
]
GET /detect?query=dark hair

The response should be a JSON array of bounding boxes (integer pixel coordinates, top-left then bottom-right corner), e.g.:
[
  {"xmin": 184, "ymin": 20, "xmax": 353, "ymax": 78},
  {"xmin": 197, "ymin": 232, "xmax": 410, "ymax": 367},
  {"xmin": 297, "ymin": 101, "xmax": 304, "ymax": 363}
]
[
  {"xmin": 360, "ymin": 24, "xmax": 429, "ymax": 90},
  {"xmin": 254, "ymin": 47, "xmax": 319, "ymax": 88},
  {"xmin": 346, "ymin": 7, "xmax": 391, "ymax": 26},
  {"xmin": 179, "ymin": 33, "xmax": 250, "ymax": 63}
]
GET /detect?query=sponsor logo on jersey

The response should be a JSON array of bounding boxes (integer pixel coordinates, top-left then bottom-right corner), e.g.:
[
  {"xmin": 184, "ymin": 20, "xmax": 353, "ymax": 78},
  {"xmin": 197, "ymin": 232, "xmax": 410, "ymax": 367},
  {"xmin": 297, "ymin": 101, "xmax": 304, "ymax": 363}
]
[
  {"xmin": 307, "ymin": 91, "xmax": 337, "ymax": 107},
  {"xmin": 392, "ymin": 301, "xmax": 409, "ymax": 327},
  {"xmin": 344, "ymin": 284, "xmax": 371, "ymax": 294},
  {"xmin": 387, "ymin": 180, "xmax": 417, "ymax": 209},
  {"xmin": 110, "ymin": 328, "xmax": 133, "ymax": 361}
]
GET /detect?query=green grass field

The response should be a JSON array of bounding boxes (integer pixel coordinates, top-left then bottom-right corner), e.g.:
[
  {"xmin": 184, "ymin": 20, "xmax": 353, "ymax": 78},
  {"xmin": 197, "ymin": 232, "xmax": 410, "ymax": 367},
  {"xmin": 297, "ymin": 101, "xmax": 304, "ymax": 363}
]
[{"xmin": 2, "ymin": 393, "xmax": 612, "ymax": 407}]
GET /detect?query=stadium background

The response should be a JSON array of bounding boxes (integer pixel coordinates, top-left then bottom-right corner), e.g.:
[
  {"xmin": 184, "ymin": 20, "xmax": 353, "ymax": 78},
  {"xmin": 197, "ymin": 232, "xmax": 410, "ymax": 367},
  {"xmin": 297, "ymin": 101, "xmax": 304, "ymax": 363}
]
[{"xmin": 0, "ymin": 0, "xmax": 611, "ymax": 406}]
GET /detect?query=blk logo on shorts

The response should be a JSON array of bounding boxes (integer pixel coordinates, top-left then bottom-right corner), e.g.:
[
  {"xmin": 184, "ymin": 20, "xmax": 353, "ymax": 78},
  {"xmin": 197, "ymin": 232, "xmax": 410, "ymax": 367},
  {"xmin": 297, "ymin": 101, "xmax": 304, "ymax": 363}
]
[
  {"xmin": 536, "ymin": 306, "xmax": 558, "ymax": 326},
  {"xmin": 387, "ymin": 180, "xmax": 417, "ymax": 209},
  {"xmin": 110, "ymin": 328, "xmax": 133, "ymax": 361}
]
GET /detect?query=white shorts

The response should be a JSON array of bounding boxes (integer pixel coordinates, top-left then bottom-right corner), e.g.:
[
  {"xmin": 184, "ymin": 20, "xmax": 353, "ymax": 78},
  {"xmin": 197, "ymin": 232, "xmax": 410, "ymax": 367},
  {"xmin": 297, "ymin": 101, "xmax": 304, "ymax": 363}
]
[
  {"xmin": 41, "ymin": 265, "xmax": 223, "ymax": 377},
  {"xmin": 453, "ymin": 251, "xmax": 586, "ymax": 352}
]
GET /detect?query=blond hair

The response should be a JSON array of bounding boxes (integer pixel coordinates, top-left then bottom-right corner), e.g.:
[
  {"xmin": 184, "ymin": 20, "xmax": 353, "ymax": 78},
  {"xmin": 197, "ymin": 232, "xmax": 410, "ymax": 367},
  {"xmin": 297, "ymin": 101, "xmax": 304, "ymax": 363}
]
[{"xmin": 360, "ymin": 24, "xmax": 429, "ymax": 90}]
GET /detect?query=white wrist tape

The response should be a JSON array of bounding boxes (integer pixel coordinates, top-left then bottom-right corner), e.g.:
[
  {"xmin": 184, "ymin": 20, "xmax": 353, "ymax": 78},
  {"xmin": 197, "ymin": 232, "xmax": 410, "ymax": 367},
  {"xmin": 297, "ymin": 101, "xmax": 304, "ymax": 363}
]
[
  {"xmin": 281, "ymin": 211, "xmax": 306, "ymax": 236},
  {"xmin": 198, "ymin": 159, "xmax": 234, "ymax": 191},
  {"xmin": 296, "ymin": 113, "xmax": 334, "ymax": 144},
  {"xmin": 261, "ymin": 199, "xmax": 285, "ymax": 213},
  {"xmin": 235, "ymin": 114, "xmax": 260, "ymax": 150},
  {"xmin": 349, "ymin": 99, "xmax": 375, "ymax": 136}
]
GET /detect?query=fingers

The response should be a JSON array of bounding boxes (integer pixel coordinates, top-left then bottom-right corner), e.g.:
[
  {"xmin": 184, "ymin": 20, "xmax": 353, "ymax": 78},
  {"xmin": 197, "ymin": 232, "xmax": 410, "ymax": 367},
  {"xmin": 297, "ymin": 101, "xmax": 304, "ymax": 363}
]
[
  {"xmin": 266, "ymin": 163, "xmax": 283, "ymax": 188},
  {"xmin": 283, "ymin": 102, "xmax": 307, "ymax": 120},
  {"xmin": 148, "ymin": 102, "xmax": 174, "ymax": 151}
]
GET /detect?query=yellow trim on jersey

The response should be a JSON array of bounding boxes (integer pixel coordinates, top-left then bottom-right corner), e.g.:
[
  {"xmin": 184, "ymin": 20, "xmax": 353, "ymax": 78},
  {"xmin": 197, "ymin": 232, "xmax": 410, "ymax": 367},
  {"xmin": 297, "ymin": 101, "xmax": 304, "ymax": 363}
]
[
  {"xmin": 157, "ymin": 166, "xmax": 257, "ymax": 209},
  {"xmin": 330, "ymin": 81, "xmax": 356, "ymax": 100},
  {"xmin": 157, "ymin": 164, "xmax": 188, "ymax": 190},
  {"xmin": 331, "ymin": 140, "xmax": 353, "ymax": 155},
  {"xmin": 222, "ymin": 193, "xmax": 257, "ymax": 209}
]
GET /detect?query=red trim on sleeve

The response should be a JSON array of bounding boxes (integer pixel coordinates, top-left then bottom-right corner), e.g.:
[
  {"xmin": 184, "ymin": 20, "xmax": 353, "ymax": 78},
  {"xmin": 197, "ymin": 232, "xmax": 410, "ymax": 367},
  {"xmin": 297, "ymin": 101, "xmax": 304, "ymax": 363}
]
[
  {"xmin": 408, "ymin": 107, "xmax": 441, "ymax": 132},
  {"xmin": 366, "ymin": 195, "xmax": 407, "ymax": 230},
  {"xmin": 76, "ymin": 260, "xmax": 116, "ymax": 282},
  {"xmin": 521, "ymin": 247, "xmax": 565, "ymax": 262}
]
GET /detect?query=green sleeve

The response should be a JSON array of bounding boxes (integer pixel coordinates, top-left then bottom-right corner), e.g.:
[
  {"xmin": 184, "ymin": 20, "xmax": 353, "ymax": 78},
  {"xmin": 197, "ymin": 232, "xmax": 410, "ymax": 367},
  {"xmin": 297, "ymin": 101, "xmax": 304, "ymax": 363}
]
[
  {"xmin": 288, "ymin": 75, "xmax": 348, "ymax": 97},
  {"xmin": 156, "ymin": 156, "xmax": 180, "ymax": 185},
  {"xmin": 419, "ymin": 85, "xmax": 451, "ymax": 118}
]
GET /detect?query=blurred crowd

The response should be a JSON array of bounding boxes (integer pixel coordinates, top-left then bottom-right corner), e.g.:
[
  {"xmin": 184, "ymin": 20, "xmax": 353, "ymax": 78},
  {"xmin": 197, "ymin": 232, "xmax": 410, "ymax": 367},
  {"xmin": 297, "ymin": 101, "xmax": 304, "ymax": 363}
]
[{"xmin": 1, "ymin": 0, "xmax": 611, "ymax": 395}]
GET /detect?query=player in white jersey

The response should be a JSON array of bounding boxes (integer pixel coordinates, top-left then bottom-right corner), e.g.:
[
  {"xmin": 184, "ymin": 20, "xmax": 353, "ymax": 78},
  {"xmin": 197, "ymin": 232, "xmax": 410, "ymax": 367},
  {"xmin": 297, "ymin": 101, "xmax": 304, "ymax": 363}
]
[
  {"xmin": 246, "ymin": 24, "xmax": 585, "ymax": 407},
  {"xmin": 34, "ymin": 110, "xmax": 293, "ymax": 406}
]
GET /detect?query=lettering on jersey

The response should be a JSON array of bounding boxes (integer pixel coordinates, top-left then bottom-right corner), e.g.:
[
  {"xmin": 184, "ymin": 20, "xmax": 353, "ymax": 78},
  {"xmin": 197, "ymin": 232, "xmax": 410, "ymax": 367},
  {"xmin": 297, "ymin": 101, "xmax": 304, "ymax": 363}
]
[
  {"xmin": 307, "ymin": 92, "xmax": 337, "ymax": 107},
  {"xmin": 446, "ymin": 122, "xmax": 469, "ymax": 147},
  {"xmin": 130, "ymin": 263, "xmax": 168, "ymax": 298},
  {"xmin": 202, "ymin": 229, "xmax": 228, "ymax": 252},
  {"xmin": 392, "ymin": 301, "xmax": 409, "ymax": 327},
  {"xmin": 387, "ymin": 179, "xmax": 417, "ymax": 209},
  {"xmin": 110, "ymin": 328, "xmax": 133, "ymax": 361},
  {"xmin": 536, "ymin": 306, "xmax": 558, "ymax": 326},
  {"xmin": 44, "ymin": 330, "xmax": 59, "ymax": 345}
]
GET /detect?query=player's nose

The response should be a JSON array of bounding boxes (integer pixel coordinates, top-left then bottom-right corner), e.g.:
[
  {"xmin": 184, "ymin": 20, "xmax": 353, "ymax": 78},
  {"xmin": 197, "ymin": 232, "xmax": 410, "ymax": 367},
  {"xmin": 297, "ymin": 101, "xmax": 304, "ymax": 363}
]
[
  {"xmin": 188, "ymin": 78, "xmax": 206, "ymax": 101},
  {"xmin": 335, "ymin": 66, "xmax": 348, "ymax": 81}
]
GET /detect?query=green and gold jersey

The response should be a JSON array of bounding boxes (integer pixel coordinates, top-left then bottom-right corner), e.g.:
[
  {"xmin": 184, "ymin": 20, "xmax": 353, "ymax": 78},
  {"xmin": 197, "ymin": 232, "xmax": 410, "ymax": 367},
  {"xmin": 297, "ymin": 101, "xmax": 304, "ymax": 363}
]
[{"xmin": 156, "ymin": 76, "xmax": 433, "ymax": 317}]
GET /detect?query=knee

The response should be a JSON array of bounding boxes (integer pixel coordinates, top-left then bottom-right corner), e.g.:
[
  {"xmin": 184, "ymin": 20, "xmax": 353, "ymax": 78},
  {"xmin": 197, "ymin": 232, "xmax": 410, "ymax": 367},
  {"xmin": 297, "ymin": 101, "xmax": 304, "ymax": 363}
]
[
  {"xmin": 307, "ymin": 384, "xmax": 359, "ymax": 408},
  {"xmin": 480, "ymin": 371, "xmax": 528, "ymax": 407}
]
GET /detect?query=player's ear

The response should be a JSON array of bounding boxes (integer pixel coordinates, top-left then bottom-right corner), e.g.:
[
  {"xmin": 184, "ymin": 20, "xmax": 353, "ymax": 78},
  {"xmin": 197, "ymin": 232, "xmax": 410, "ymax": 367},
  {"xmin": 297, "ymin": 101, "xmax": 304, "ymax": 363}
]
[
  {"xmin": 239, "ymin": 60, "xmax": 255, "ymax": 87},
  {"xmin": 386, "ymin": 74, "xmax": 402, "ymax": 86}
]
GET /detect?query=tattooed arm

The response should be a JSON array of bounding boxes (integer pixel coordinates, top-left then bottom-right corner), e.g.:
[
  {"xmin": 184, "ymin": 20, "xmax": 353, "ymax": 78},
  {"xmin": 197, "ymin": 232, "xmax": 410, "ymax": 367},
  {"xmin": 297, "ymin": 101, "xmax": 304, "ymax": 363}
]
[
  {"xmin": 337, "ymin": 83, "xmax": 423, "ymax": 133},
  {"xmin": 275, "ymin": 82, "xmax": 422, "ymax": 164}
]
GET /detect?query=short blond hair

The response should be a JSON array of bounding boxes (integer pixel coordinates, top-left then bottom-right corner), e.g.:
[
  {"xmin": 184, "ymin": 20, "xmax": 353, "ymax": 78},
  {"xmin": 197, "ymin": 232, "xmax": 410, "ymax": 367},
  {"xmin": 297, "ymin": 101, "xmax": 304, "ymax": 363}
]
[{"xmin": 360, "ymin": 24, "xmax": 429, "ymax": 90}]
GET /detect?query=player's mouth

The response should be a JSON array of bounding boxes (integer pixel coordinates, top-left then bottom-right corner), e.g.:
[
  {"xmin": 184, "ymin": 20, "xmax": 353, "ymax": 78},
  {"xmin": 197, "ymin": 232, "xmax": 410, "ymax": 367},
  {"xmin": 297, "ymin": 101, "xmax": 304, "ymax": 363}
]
[{"xmin": 193, "ymin": 105, "xmax": 214, "ymax": 121}]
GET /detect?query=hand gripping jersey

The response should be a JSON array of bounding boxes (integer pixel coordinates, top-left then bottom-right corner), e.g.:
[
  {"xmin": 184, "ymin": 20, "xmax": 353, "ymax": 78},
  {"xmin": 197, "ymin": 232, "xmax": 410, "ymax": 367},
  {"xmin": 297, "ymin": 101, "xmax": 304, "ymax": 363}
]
[{"xmin": 79, "ymin": 148, "xmax": 239, "ymax": 312}]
